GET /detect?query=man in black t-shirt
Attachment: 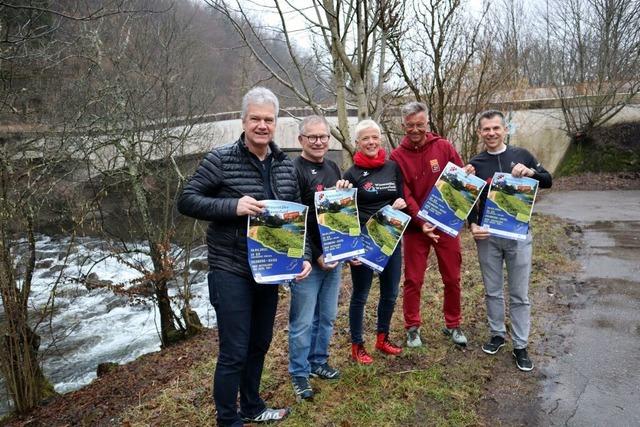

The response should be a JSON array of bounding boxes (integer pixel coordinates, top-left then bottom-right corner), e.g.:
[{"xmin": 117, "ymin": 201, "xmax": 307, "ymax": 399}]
[
  {"xmin": 288, "ymin": 115, "xmax": 350, "ymax": 401},
  {"xmin": 468, "ymin": 110, "xmax": 552, "ymax": 372}
]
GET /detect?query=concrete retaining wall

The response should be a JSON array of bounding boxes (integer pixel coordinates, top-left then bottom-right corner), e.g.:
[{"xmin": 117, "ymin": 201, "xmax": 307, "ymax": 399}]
[{"xmin": 181, "ymin": 103, "xmax": 640, "ymax": 174}]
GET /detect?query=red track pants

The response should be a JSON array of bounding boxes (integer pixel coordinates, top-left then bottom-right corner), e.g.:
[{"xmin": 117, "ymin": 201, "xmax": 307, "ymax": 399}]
[{"xmin": 402, "ymin": 230, "xmax": 462, "ymax": 329}]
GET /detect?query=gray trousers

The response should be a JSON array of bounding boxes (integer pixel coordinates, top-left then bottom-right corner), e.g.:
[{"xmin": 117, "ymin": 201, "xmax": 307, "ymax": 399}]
[{"xmin": 475, "ymin": 233, "xmax": 533, "ymax": 349}]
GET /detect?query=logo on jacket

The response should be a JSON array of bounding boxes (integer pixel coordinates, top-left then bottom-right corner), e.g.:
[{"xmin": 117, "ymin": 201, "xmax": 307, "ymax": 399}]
[
  {"xmin": 311, "ymin": 168, "xmax": 318, "ymax": 175},
  {"xmin": 362, "ymin": 171, "xmax": 370, "ymax": 177},
  {"xmin": 430, "ymin": 159, "xmax": 440, "ymax": 173},
  {"xmin": 362, "ymin": 181, "xmax": 377, "ymax": 193}
]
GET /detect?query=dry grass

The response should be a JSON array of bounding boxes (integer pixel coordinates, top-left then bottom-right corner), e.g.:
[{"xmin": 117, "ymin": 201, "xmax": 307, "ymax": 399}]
[{"xmin": 119, "ymin": 214, "xmax": 576, "ymax": 427}]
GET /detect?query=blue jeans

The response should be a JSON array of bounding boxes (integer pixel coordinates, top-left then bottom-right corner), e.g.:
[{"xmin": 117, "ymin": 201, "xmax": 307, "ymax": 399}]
[
  {"xmin": 208, "ymin": 269, "xmax": 279, "ymax": 427},
  {"xmin": 288, "ymin": 263, "xmax": 342, "ymax": 378},
  {"xmin": 349, "ymin": 245, "xmax": 402, "ymax": 344}
]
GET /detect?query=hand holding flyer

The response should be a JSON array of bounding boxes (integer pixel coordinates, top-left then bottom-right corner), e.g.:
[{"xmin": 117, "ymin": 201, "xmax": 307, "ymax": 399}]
[
  {"xmin": 480, "ymin": 173, "xmax": 539, "ymax": 240},
  {"xmin": 417, "ymin": 162, "xmax": 486, "ymax": 237},
  {"xmin": 247, "ymin": 200, "xmax": 308, "ymax": 284}
]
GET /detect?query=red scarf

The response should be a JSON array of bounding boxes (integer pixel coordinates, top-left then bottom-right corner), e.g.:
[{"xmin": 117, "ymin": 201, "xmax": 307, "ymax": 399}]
[{"xmin": 353, "ymin": 148, "xmax": 386, "ymax": 169}]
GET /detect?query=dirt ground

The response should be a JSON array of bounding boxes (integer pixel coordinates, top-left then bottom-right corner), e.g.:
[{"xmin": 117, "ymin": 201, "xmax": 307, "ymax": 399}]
[
  {"xmin": 548, "ymin": 171, "xmax": 640, "ymax": 191},
  {"xmin": 3, "ymin": 172, "xmax": 638, "ymax": 427},
  {"xmin": 475, "ymin": 171, "xmax": 640, "ymax": 425},
  {"xmin": 475, "ymin": 225, "xmax": 581, "ymax": 426},
  {"xmin": 4, "ymin": 329, "xmax": 220, "ymax": 426}
]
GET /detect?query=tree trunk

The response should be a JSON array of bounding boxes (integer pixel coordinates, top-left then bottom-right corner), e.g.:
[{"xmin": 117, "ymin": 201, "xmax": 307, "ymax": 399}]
[
  {"xmin": 126, "ymin": 155, "xmax": 183, "ymax": 346},
  {"xmin": 154, "ymin": 276, "xmax": 182, "ymax": 347},
  {"xmin": 0, "ymin": 310, "xmax": 57, "ymax": 413},
  {"xmin": 0, "ymin": 205, "xmax": 56, "ymax": 413},
  {"xmin": 331, "ymin": 41, "xmax": 355, "ymax": 168}
]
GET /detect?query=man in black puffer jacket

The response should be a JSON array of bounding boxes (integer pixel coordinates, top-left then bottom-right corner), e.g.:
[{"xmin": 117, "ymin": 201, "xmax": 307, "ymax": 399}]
[{"xmin": 177, "ymin": 87, "xmax": 311, "ymax": 427}]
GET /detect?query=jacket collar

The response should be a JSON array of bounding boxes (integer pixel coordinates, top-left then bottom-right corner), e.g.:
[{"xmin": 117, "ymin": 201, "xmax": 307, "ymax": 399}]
[
  {"xmin": 238, "ymin": 132, "xmax": 286, "ymax": 161},
  {"xmin": 399, "ymin": 132, "xmax": 444, "ymax": 152}
]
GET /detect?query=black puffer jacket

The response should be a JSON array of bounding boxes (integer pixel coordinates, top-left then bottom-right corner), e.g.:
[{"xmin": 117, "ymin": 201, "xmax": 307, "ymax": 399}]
[{"xmin": 177, "ymin": 134, "xmax": 304, "ymax": 278}]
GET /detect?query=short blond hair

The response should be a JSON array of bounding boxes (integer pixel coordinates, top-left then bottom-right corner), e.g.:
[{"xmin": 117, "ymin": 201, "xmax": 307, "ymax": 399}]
[{"xmin": 355, "ymin": 119, "xmax": 381, "ymax": 140}]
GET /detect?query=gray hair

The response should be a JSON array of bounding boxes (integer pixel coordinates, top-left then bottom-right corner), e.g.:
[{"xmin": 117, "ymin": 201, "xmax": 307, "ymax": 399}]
[
  {"xmin": 401, "ymin": 101, "xmax": 428, "ymax": 119},
  {"xmin": 298, "ymin": 115, "xmax": 330, "ymax": 135},
  {"xmin": 355, "ymin": 119, "xmax": 381, "ymax": 140},
  {"xmin": 241, "ymin": 87, "xmax": 279, "ymax": 120},
  {"xmin": 476, "ymin": 110, "xmax": 506, "ymax": 128}
]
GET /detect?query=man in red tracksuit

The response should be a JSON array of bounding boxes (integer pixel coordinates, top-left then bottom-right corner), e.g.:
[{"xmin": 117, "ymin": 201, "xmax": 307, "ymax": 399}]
[{"xmin": 390, "ymin": 101, "xmax": 468, "ymax": 348}]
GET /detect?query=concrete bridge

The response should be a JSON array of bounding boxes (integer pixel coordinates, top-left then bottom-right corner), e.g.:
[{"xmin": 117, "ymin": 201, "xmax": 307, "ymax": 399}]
[
  {"xmin": 8, "ymin": 99, "xmax": 640, "ymax": 175},
  {"xmin": 169, "ymin": 101, "xmax": 640, "ymax": 174}
]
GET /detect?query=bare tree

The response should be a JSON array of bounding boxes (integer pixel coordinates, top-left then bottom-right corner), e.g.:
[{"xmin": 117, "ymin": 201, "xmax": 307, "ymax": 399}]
[
  {"xmin": 68, "ymin": 1, "xmax": 211, "ymax": 346},
  {"xmin": 542, "ymin": 0, "xmax": 640, "ymax": 137},
  {"xmin": 0, "ymin": 0, "xmax": 180, "ymax": 412},
  {"xmin": 0, "ymin": 2, "xmax": 87, "ymax": 413},
  {"xmin": 0, "ymin": 135, "xmax": 61, "ymax": 413},
  {"xmin": 388, "ymin": 0, "xmax": 510, "ymax": 160},
  {"xmin": 207, "ymin": 0, "xmax": 403, "ymax": 157}
]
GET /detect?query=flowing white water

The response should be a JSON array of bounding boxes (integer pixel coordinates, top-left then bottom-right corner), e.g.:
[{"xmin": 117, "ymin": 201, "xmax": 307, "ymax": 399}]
[{"xmin": 0, "ymin": 235, "xmax": 216, "ymax": 415}]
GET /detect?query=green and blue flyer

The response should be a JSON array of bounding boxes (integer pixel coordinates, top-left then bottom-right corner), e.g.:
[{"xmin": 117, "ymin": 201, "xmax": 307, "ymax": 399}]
[
  {"xmin": 357, "ymin": 205, "xmax": 410, "ymax": 273},
  {"xmin": 247, "ymin": 200, "xmax": 308, "ymax": 284},
  {"xmin": 418, "ymin": 162, "xmax": 486, "ymax": 237},
  {"xmin": 480, "ymin": 173, "xmax": 539, "ymax": 240},
  {"xmin": 314, "ymin": 188, "xmax": 365, "ymax": 262}
]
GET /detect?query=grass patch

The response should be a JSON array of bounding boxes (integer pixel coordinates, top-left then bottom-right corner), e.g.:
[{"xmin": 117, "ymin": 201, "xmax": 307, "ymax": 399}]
[
  {"xmin": 121, "ymin": 214, "xmax": 573, "ymax": 426},
  {"xmin": 251, "ymin": 225, "xmax": 305, "ymax": 255},
  {"xmin": 366, "ymin": 218, "xmax": 399, "ymax": 250},
  {"xmin": 438, "ymin": 181, "xmax": 474, "ymax": 218},
  {"xmin": 492, "ymin": 190, "xmax": 532, "ymax": 220},
  {"xmin": 556, "ymin": 123, "xmax": 640, "ymax": 177},
  {"xmin": 321, "ymin": 211, "xmax": 360, "ymax": 233}
]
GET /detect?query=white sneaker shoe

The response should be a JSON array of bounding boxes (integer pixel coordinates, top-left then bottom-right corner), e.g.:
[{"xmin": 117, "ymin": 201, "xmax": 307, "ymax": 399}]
[
  {"xmin": 406, "ymin": 326, "xmax": 422, "ymax": 347},
  {"xmin": 442, "ymin": 327, "xmax": 468, "ymax": 346}
]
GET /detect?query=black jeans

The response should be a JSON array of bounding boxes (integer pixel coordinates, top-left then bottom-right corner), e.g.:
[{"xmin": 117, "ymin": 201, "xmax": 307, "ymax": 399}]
[
  {"xmin": 208, "ymin": 269, "xmax": 279, "ymax": 426},
  {"xmin": 349, "ymin": 244, "xmax": 402, "ymax": 344}
]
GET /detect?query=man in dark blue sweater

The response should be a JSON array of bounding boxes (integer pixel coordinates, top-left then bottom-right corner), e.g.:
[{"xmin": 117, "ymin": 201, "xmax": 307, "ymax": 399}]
[{"xmin": 468, "ymin": 110, "xmax": 552, "ymax": 372}]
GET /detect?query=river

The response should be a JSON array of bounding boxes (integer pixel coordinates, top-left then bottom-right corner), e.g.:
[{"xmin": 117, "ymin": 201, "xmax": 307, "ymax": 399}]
[{"xmin": 0, "ymin": 235, "xmax": 216, "ymax": 416}]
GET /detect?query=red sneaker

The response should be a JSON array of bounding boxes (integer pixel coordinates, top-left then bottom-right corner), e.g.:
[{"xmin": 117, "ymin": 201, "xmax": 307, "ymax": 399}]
[
  {"xmin": 351, "ymin": 343, "xmax": 374, "ymax": 365},
  {"xmin": 375, "ymin": 332, "xmax": 402, "ymax": 355}
]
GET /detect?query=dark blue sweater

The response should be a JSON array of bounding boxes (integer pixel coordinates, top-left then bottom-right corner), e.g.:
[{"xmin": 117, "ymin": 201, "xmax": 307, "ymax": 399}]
[{"xmin": 468, "ymin": 145, "xmax": 552, "ymax": 225}]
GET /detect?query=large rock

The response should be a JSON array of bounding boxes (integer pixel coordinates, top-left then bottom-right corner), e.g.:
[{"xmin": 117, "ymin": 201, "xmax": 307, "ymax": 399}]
[
  {"xmin": 189, "ymin": 258, "xmax": 208, "ymax": 271},
  {"xmin": 96, "ymin": 362, "xmax": 119, "ymax": 377},
  {"xmin": 85, "ymin": 273, "xmax": 113, "ymax": 290},
  {"xmin": 36, "ymin": 259, "xmax": 54, "ymax": 269}
]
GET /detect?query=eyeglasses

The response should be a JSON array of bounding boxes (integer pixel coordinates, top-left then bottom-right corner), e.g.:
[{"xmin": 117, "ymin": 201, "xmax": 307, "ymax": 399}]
[{"xmin": 302, "ymin": 134, "xmax": 330, "ymax": 143}]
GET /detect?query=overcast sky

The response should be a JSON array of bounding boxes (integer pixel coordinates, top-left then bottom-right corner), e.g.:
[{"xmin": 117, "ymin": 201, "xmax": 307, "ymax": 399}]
[{"xmin": 236, "ymin": 0, "xmax": 488, "ymax": 51}]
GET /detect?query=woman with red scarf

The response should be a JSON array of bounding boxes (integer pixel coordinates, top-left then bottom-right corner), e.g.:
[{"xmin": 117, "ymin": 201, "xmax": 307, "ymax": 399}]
[{"xmin": 344, "ymin": 119, "xmax": 407, "ymax": 364}]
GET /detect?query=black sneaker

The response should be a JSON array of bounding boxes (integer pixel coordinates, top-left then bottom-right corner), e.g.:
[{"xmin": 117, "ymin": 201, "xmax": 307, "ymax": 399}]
[
  {"xmin": 482, "ymin": 335, "xmax": 506, "ymax": 354},
  {"xmin": 291, "ymin": 376, "xmax": 314, "ymax": 401},
  {"xmin": 310, "ymin": 363, "xmax": 341, "ymax": 380},
  {"xmin": 513, "ymin": 348, "xmax": 534, "ymax": 371},
  {"xmin": 241, "ymin": 407, "xmax": 291, "ymax": 423}
]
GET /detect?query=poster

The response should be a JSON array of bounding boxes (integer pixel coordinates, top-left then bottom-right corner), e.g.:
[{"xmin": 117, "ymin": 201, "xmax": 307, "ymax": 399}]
[
  {"xmin": 357, "ymin": 205, "xmax": 410, "ymax": 273},
  {"xmin": 247, "ymin": 200, "xmax": 308, "ymax": 284},
  {"xmin": 314, "ymin": 188, "xmax": 365, "ymax": 263},
  {"xmin": 417, "ymin": 162, "xmax": 486, "ymax": 237},
  {"xmin": 480, "ymin": 173, "xmax": 539, "ymax": 240}
]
